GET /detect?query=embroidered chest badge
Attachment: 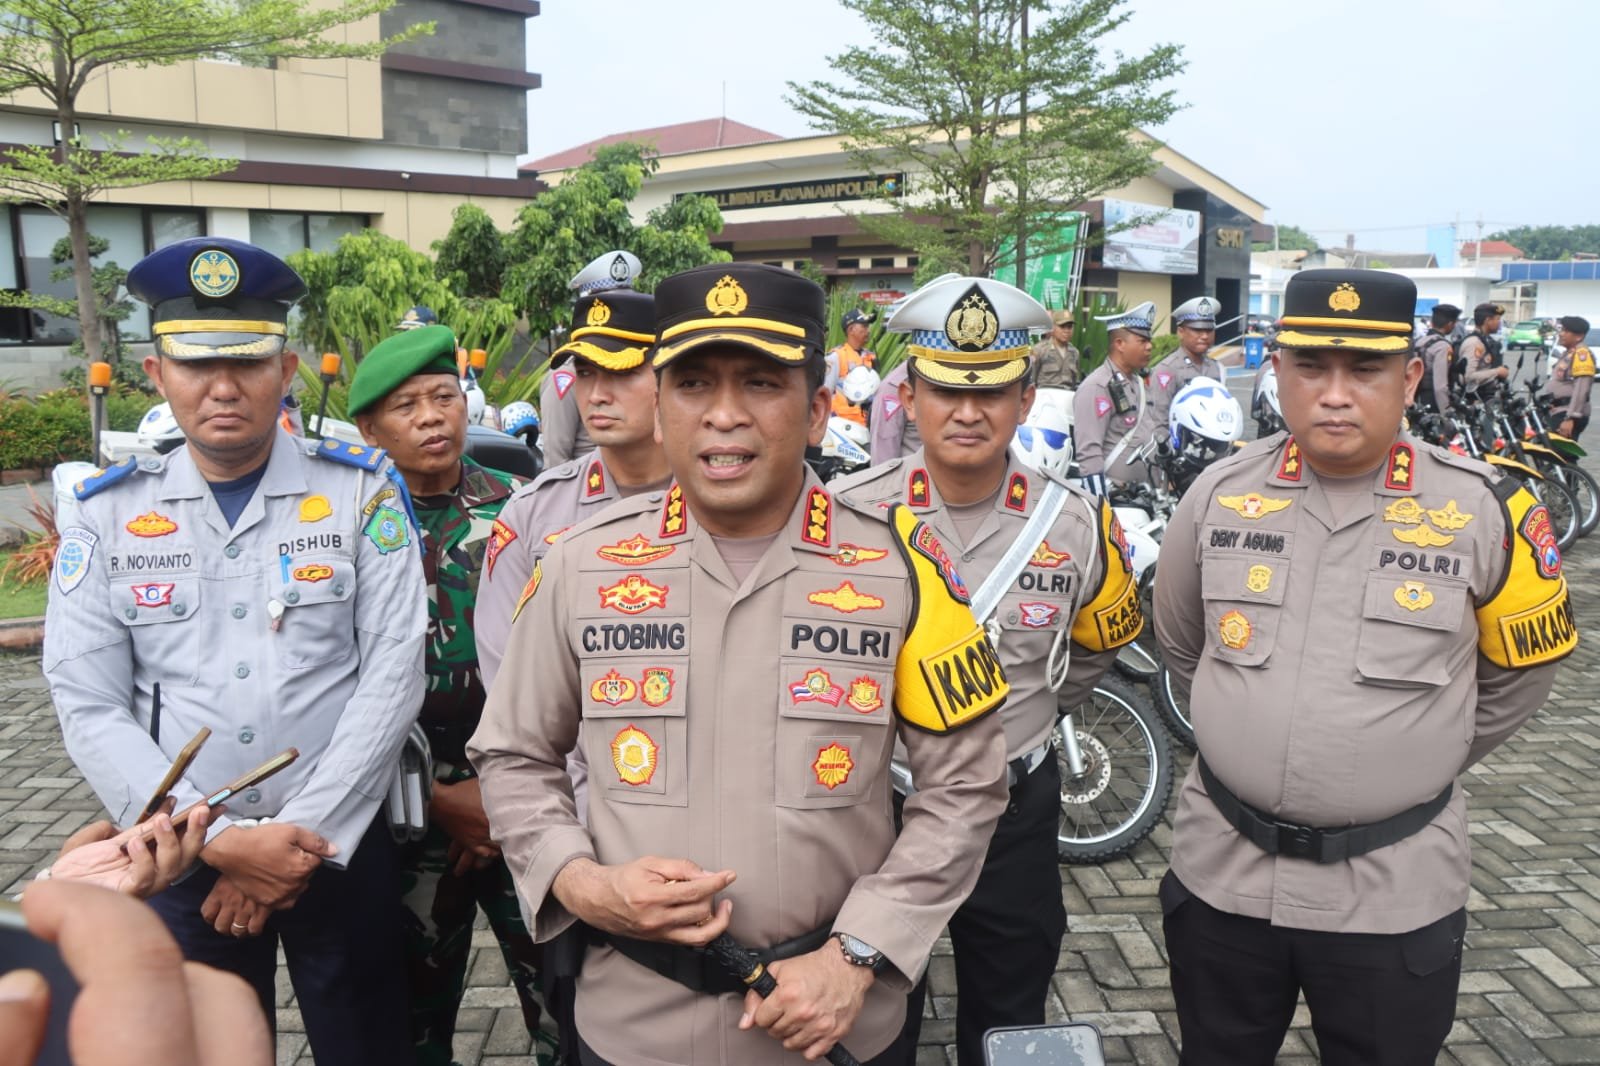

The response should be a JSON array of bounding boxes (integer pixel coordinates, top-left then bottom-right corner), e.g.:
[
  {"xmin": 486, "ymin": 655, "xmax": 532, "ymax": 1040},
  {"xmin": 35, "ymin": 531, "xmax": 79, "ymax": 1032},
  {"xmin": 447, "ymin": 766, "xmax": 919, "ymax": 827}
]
[
  {"xmin": 1395, "ymin": 581, "xmax": 1433, "ymax": 611},
  {"xmin": 1217, "ymin": 609, "xmax": 1252, "ymax": 650},
  {"xmin": 596, "ymin": 534, "xmax": 677, "ymax": 566},
  {"xmin": 126, "ymin": 511, "xmax": 177, "ymax": 537},
  {"xmin": 808, "ymin": 581, "xmax": 885, "ymax": 614},
  {"xmin": 790, "ymin": 668, "xmax": 844, "ymax": 706},
  {"xmin": 1217, "ymin": 493, "xmax": 1292, "ymax": 520},
  {"xmin": 846, "ymin": 676, "xmax": 884, "ymax": 714},
  {"xmin": 812, "ymin": 743, "xmax": 855, "ymax": 789},
  {"xmin": 610, "ymin": 725, "xmax": 658, "ymax": 786},
  {"xmin": 830, "ymin": 543, "xmax": 889, "ymax": 566},
  {"xmin": 598, "ymin": 574, "xmax": 669, "ymax": 614}
]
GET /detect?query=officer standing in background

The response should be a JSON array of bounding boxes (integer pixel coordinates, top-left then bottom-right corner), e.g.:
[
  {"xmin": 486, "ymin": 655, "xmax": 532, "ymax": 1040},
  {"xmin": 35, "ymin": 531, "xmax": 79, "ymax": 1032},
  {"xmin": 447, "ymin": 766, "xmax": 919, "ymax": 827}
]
[
  {"xmin": 476, "ymin": 270, "xmax": 669, "ymax": 690},
  {"xmin": 469, "ymin": 262, "xmax": 1010, "ymax": 1065},
  {"xmin": 834, "ymin": 275, "xmax": 1140, "ymax": 1066},
  {"xmin": 1461, "ymin": 301, "xmax": 1509, "ymax": 390},
  {"xmin": 1072, "ymin": 302, "xmax": 1160, "ymax": 494},
  {"xmin": 1414, "ymin": 304, "xmax": 1461, "ymax": 415},
  {"xmin": 345, "ymin": 325, "xmax": 550, "ymax": 1065},
  {"xmin": 1544, "ymin": 315, "xmax": 1593, "ymax": 440},
  {"xmin": 1149, "ymin": 297, "xmax": 1226, "ymax": 430},
  {"xmin": 1029, "ymin": 308, "xmax": 1081, "ymax": 388},
  {"xmin": 539, "ymin": 252, "xmax": 641, "ymax": 468},
  {"xmin": 1154, "ymin": 269, "xmax": 1574, "ymax": 1065},
  {"xmin": 826, "ymin": 306, "xmax": 878, "ymax": 426},
  {"xmin": 43, "ymin": 237, "xmax": 426, "ymax": 1064},
  {"xmin": 868, "ymin": 362, "xmax": 923, "ymax": 464},
  {"xmin": 398, "ymin": 305, "xmax": 439, "ymax": 332}
]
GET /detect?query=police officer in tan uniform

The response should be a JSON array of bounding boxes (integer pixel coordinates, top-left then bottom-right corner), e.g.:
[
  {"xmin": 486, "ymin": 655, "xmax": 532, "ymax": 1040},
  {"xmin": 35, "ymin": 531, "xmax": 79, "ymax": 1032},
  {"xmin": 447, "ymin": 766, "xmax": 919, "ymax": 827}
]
[
  {"xmin": 868, "ymin": 363, "xmax": 922, "ymax": 464},
  {"xmin": 1460, "ymin": 300, "xmax": 1509, "ymax": 390},
  {"xmin": 1071, "ymin": 301, "xmax": 1159, "ymax": 493},
  {"xmin": 540, "ymin": 252, "xmax": 643, "ymax": 467},
  {"xmin": 1149, "ymin": 296, "xmax": 1226, "ymax": 430},
  {"xmin": 1414, "ymin": 303, "xmax": 1461, "ymax": 415},
  {"xmin": 1028, "ymin": 308, "xmax": 1081, "ymax": 388},
  {"xmin": 834, "ymin": 276, "xmax": 1140, "ymax": 1066},
  {"xmin": 469, "ymin": 263, "xmax": 1010, "ymax": 1066},
  {"xmin": 477, "ymin": 280, "xmax": 668, "ymax": 689},
  {"xmin": 1154, "ymin": 268, "xmax": 1574, "ymax": 1066},
  {"xmin": 1543, "ymin": 314, "xmax": 1594, "ymax": 440}
]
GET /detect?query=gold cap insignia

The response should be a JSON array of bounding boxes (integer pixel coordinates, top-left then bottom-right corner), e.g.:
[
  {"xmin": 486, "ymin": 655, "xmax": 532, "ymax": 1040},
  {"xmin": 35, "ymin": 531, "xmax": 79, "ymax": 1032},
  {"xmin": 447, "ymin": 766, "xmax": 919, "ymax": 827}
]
[
  {"xmin": 299, "ymin": 495, "xmax": 332, "ymax": 523},
  {"xmin": 190, "ymin": 250, "xmax": 240, "ymax": 299},
  {"xmin": 807, "ymin": 581, "xmax": 886, "ymax": 614},
  {"xmin": 125, "ymin": 511, "xmax": 178, "ymax": 537},
  {"xmin": 1246, "ymin": 565, "xmax": 1272, "ymax": 594},
  {"xmin": 1392, "ymin": 524, "xmax": 1454, "ymax": 548},
  {"xmin": 1218, "ymin": 609, "xmax": 1252, "ymax": 650},
  {"xmin": 610, "ymin": 724, "xmax": 658, "ymax": 786},
  {"xmin": 944, "ymin": 287, "xmax": 1000, "ymax": 352},
  {"xmin": 586, "ymin": 299, "xmax": 612, "ymax": 327},
  {"xmin": 1383, "ymin": 498, "xmax": 1425, "ymax": 525},
  {"xmin": 1427, "ymin": 500, "xmax": 1474, "ymax": 530},
  {"xmin": 1217, "ymin": 493, "xmax": 1292, "ymax": 520},
  {"xmin": 1395, "ymin": 581, "xmax": 1434, "ymax": 611},
  {"xmin": 1328, "ymin": 282, "xmax": 1361, "ymax": 313},
  {"xmin": 812, "ymin": 742, "xmax": 856, "ymax": 789},
  {"xmin": 706, "ymin": 275, "xmax": 749, "ymax": 316}
]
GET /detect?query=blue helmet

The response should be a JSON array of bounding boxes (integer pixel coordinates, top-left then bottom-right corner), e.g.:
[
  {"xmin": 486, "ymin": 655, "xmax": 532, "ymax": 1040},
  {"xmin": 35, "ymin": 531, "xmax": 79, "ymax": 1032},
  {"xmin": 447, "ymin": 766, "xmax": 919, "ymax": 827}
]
[
  {"xmin": 396, "ymin": 306, "xmax": 438, "ymax": 331},
  {"xmin": 501, "ymin": 400, "xmax": 539, "ymax": 440}
]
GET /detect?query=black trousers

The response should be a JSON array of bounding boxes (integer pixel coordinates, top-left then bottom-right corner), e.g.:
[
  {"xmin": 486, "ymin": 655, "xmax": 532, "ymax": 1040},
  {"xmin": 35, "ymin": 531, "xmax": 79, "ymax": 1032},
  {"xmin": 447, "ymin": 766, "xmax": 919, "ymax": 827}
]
[
  {"xmin": 900, "ymin": 753, "xmax": 1067, "ymax": 1066},
  {"xmin": 1160, "ymin": 871, "xmax": 1464, "ymax": 1066},
  {"xmin": 148, "ymin": 819, "xmax": 411, "ymax": 1066}
]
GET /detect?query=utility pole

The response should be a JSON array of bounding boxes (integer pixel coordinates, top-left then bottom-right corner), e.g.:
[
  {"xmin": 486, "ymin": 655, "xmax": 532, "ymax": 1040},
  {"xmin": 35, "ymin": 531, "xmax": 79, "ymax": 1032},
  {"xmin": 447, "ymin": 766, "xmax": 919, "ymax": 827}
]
[{"xmin": 1015, "ymin": 1, "xmax": 1029, "ymax": 292}]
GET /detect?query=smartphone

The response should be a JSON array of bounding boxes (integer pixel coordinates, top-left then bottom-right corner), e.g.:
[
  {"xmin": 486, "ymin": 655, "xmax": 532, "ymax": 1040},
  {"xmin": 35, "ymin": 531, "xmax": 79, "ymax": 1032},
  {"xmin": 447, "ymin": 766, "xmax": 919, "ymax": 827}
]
[
  {"xmin": 0, "ymin": 900, "xmax": 75, "ymax": 1066},
  {"xmin": 166, "ymin": 748, "xmax": 300, "ymax": 833},
  {"xmin": 135, "ymin": 727, "xmax": 212, "ymax": 825},
  {"xmin": 983, "ymin": 1023, "xmax": 1106, "ymax": 1066}
]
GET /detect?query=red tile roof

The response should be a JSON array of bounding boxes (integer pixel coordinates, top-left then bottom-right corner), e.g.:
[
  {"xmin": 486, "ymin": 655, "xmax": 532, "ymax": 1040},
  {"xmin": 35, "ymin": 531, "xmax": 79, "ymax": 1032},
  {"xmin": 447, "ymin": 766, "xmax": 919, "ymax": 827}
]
[
  {"xmin": 1460, "ymin": 240, "xmax": 1525, "ymax": 259},
  {"xmin": 522, "ymin": 117, "xmax": 783, "ymax": 174}
]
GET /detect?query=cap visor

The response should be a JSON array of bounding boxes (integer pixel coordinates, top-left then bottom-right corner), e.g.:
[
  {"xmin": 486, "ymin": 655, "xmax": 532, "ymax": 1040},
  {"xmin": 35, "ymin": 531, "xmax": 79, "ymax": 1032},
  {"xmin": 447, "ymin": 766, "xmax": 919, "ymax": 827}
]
[
  {"xmin": 1274, "ymin": 329, "xmax": 1411, "ymax": 354},
  {"xmin": 652, "ymin": 329, "xmax": 813, "ymax": 370},
  {"xmin": 552, "ymin": 336, "xmax": 649, "ymax": 371},
  {"xmin": 157, "ymin": 331, "xmax": 286, "ymax": 360},
  {"xmin": 908, "ymin": 356, "xmax": 1030, "ymax": 388}
]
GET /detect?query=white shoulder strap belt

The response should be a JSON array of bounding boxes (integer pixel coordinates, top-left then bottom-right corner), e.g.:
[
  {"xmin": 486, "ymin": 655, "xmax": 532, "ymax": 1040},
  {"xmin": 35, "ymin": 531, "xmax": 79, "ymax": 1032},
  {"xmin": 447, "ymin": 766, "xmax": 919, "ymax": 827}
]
[{"xmin": 970, "ymin": 478, "xmax": 1070, "ymax": 625}]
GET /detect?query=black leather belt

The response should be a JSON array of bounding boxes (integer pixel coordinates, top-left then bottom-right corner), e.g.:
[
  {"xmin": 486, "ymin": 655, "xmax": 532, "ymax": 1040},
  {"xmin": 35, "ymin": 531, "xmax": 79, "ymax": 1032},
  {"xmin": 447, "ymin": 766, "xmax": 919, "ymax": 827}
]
[
  {"xmin": 1198, "ymin": 756, "xmax": 1453, "ymax": 864},
  {"xmin": 604, "ymin": 924, "xmax": 833, "ymax": 996}
]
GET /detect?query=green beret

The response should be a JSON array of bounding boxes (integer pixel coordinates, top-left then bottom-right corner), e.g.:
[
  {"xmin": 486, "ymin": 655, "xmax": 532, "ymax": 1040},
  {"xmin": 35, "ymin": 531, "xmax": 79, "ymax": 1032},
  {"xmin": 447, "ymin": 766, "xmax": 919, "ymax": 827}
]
[{"xmin": 348, "ymin": 324, "xmax": 459, "ymax": 416}]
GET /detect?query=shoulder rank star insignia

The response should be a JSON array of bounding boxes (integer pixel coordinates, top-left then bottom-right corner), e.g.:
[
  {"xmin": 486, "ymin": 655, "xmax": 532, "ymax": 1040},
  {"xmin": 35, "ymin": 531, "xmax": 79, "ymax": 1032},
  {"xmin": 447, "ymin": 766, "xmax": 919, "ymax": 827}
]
[
  {"xmin": 1395, "ymin": 581, "xmax": 1433, "ymax": 612},
  {"xmin": 598, "ymin": 574, "xmax": 669, "ymax": 614},
  {"xmin": 131, "ymin": 582, "xmax": 175, "ymax": 608},
  {"xmin": 1217, "ymin": 609, "xmax": 1252, "ymax": 650},
  {"xmin": 1385, "ymin": 444, "xmax": 1414, "ymax": 490},
  {"xmin": 125, "ymin": 511, "xmax": 178, "ymax": 537},
  {"xmin": 641, "ymin": 668, "xmax": 674, "ymax": 707},
  {"xmin": 791, "ymin": 668, "xmax": 845, "ymax": 706},
  {"xmin": 1383, "ymin": 498, "xmax": 1425, "ymax": 525},
  {"xmin": 596, "ymin": 534, "xmax": 677, "ymax": 566},
  {"xmin": 908, "ymin": 469, "xmax": 931, "ymax": 508},
  {"xmin": 1426, "ymin": 500, "xmax": 1474, "ymax": 530},
  {"xmin": 830, "ymin": 543, "xmax": 889, "ymax": 566},
  {"xmin": 1392, "ymin": 524, "xmax": 1454, "ymax": 548},
  {"xmin": 812, "ymin": 743, "xmax": 855, "ymax": 789},
  {"xmin": 808, "ymin": 581, "xmax": 885, "ymax": 614},
  {"xmin": 803, "ymin": 487, "xmax": 832, "ymax": 546},
  {"xmin": 585, "ymin": 460, "xmax": 606, "ymax": 498},
  {"xmin": 846, "ymin": 676, "xmax": 884, "ymax": 714},
  {"xmin": 660, "ymin": 483, "xmax": 687, "ymax": 537},
  {"xmin": 1006, "ymin": 472, "xmax": 1028, "ymax": 512},
  {"xmin": 1217, "ymin": 493, "xmax": 1292, "ymax": 520},
  {"xmin": 1030, "ymin": 541, "xmax": 1069, "ymax": 568},
  {"xmin": 485, "ymin": 519, "xmax": 516, "ymax": 578},
  {"xmin": 590, "ymin": 669, "xmax": 638, "ymax": 707},
  {"xmin": 1276, "ymin": 439, "xmax": 1302, "ymax": 481},
  {"xmin": 610, "ymin": 724, "xmax": 658, "ymax": 786},
  {"xmin": 298, "ymin": 495, "xmax": 332, "ymax": 523}
]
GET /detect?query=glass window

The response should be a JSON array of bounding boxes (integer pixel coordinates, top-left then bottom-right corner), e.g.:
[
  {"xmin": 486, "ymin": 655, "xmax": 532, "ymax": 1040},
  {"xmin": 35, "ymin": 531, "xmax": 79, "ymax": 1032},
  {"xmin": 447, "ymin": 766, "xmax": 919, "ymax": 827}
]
[
  {"xmin": 150, "ymin": 210, "xmax": 202, "ymax": 250},
  {"xmin": 89, "ymin": 205, "xmax": 150, "ymax": 340},
  {"xmin": 250, "ymin": 211, "xmax": 306, "ymax": 261},
  {"xmin": 18, "ymin": 207, "xmax": 74, "ymax": 345},
  {"xmin": 307, "ymin": 213, "xmax": 362, "ymax": 253}
]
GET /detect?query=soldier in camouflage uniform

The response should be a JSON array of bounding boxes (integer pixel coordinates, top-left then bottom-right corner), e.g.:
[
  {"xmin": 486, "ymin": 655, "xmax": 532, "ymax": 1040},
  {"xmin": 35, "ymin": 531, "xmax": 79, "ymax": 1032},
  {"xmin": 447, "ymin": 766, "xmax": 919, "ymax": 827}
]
[{"xmin": 349, "ymin": 325, "xmax": 551, "ymax": 1065}]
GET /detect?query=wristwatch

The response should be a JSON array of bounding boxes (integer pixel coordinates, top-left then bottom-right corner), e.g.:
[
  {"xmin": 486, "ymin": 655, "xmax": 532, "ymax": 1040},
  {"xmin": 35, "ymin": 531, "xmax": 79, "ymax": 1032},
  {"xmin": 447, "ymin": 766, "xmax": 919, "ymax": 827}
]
[{"xmin": 836, "ymin": 932, "xmax": 888, "ymax": 974}]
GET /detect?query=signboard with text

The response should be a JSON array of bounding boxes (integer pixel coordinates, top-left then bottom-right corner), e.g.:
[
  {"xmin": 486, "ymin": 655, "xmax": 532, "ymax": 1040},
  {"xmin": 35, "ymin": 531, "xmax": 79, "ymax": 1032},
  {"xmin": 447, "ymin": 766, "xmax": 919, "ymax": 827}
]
[
  {"xmin": 676, "ymin": 174, "xmax": 906, "ymax": 212},
  {"xmin": 1102, "ymin": 198, "xmax": 1201, "ymax": 275},
  {"xmin": 994, "ymin": 212, "xmax": 1087, "ymax": 310}
]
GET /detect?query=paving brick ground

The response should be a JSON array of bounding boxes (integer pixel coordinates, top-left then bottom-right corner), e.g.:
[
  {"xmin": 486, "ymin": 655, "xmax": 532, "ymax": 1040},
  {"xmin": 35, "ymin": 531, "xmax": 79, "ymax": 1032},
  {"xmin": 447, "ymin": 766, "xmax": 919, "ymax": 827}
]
[{"xmin": 5, "ymin": 451, "xmax": 1600, "ymax": 1064}]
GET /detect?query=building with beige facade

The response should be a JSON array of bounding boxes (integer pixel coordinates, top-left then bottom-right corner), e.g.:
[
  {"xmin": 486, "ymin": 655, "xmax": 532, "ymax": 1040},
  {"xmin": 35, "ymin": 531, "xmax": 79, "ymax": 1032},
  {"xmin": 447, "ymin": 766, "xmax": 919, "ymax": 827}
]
[{"xmin": 1, "ymin": 0, "xmax": 542, "ymax": 389}]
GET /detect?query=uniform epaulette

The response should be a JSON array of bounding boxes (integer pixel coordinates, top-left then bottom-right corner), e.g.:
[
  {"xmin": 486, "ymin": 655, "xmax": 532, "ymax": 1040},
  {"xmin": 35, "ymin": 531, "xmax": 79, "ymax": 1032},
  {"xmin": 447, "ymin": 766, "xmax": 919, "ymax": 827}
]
[
  {"xmin": 833, "ymin": 480, "xmax": 900, "ymax": 521},
  {"xmin": 828, "ymin": 457, "xmax": 902, "ymax": 497},
  {"xmin": 314, "ymin": 437, "xmax": 386, "ymax": 472},
  {"xmin": 530, "ymin": 454, "xmax": 589, "ymax": 490},
  {"xmin": 1423, "ymin": 441, "xmax": 1503, "ymax": 489},
  {"xmin": 72, "ymin": 457, "xmax": 142, "ymax": 500}
]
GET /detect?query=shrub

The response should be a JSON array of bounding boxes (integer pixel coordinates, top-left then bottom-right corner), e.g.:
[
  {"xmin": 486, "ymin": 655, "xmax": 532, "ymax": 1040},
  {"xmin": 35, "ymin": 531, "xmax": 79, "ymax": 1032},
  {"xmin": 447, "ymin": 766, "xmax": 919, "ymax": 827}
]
[{"xmin": 0, "ymin": 388, "xmax": 161, "ymax": 469}]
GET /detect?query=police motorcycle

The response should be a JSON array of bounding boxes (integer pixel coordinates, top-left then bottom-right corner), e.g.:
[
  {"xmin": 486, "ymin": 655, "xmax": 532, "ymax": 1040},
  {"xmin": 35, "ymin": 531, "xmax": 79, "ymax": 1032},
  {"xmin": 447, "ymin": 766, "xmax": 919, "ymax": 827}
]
[
  {"xmin": 1498, "ymin": 351, "xmax": 1600, "ymax": 536},
  {"xmin": 815, "ymin": 363, "xmax": 880, "ymax": 480}
]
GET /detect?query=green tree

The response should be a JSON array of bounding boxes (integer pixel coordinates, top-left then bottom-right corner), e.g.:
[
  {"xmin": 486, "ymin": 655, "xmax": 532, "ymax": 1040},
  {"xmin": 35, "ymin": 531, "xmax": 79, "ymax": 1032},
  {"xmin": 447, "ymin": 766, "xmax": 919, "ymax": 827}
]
[
  {"xmin": 786, "ymin": 0, "xmax": 1184, "ymax": 277},
  {"xmin": 1252, "ymin": 223, "xmax": 1319, "ymax": 252},
  {"xmin": 1486, "ymin": 225, "xmax": 1600, "ymax": 261},
  {"xmin": 0, "ymin": 0, "xmax": 432, "ymax": 368},
  {"xmin": 433, "ymin": 203, "xmax": 506, "ymax": 299},
  {"xmin": 502, "ymin": 142, "xmax": 729, "ymax": 341},
  {"xmin": 289, "ymin": 229, "xmax": 459, "ymax": 360}
]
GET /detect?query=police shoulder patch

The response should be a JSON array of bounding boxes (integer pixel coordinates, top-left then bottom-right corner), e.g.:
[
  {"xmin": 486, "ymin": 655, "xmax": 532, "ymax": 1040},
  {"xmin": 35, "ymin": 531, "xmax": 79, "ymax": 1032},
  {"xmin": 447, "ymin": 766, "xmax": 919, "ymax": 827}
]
[
  {"xmin": 1572, "ymin": 347, "xmax": 1595, "ymax": 378},
  {"xmin": 73, "ymin": 458, "xmax": 141, "ymax": 500},
  {"xmin": 1477, "ymin": 484, "xmax": 1578, "ymax": 669},
  {"xmin": 888, "ymin": 504, "xmax": 1007, "ymax": 733},
  {"xmin": 316, "ymin": 437, "xmax": 386, "ymax": 472},
  {"xmin": 1070, "ymin": 496, "xmax": 1142, "ymax": 652}
]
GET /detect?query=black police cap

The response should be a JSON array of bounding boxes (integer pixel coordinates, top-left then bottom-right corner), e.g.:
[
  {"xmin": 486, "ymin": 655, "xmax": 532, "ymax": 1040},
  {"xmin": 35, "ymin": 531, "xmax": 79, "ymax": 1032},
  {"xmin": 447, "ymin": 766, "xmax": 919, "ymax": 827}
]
[
  {"xmin": 652, "ymin": 262, "xmax": 825, "ymax": 369},
  {"xmin": 1275, "ymin": 268, "xmax": 1416, "ymax": 354}
]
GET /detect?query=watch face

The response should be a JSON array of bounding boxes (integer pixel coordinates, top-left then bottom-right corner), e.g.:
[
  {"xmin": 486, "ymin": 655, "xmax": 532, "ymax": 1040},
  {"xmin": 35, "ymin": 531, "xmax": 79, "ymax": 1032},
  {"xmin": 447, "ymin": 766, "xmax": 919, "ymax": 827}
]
[{"xmin": 840, "ymin": 934, "xmax": 877, "ymax": 959}]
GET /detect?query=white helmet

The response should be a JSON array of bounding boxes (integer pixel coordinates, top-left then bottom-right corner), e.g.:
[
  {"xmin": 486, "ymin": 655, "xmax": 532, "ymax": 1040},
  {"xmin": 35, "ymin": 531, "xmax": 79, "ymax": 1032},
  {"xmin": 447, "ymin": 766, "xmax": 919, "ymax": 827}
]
[
  {"xmin": 820, "ymin": 416, "xmax": 871, "ymax": 471},
  {"xmin": 136, "ymin": 402, "xmax": 185, "ymax": 454},
  {"xmin": 1169, "ymin": 376, "xmax": 1242, "ymax": 451},
  {"xmin": 1257, "ymin": 366, "xmax": 1281, "ymax": 419},
  {"xmin": 839, "ymin": 364, "xmax": 882, "ymax": 406},
  {"xmin": 501, "ymin": 400, "xmax": 538, "ymax": 441},
  {"xmin": 460, "ymin": 376, "xmax": 486, "ymax": 425},
  {"xmin": 1010, "ymin": 424, "xmax": 1073, "ymax": 480}
]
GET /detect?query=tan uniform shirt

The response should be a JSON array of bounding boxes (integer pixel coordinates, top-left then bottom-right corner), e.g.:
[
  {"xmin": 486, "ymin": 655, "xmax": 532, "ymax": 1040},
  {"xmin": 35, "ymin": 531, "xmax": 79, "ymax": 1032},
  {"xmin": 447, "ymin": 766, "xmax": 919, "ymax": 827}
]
[
  {"xmin": 1072, "ymin": 359, "xmax": 1160, "ymax": 483},
  {"xmin": 1154, "ymin": 432, "xmax": 1572, "ymax": 934},
  {"xmin": 869, "ymin": 365, "xmax": 921, "ymax": 465},
  {"xmin": 477, "ymin": 452, "xmax": 623, "ymax": 689},
  {"xmin": 1545, "ymin": 345, "xmax": 1595, "ymax": 421},
  {"xmin": 1417, "ymin": 332, "xmax": 1455, "ymax": 413},
  {"xmin": 468, "ymin": 474, "xmax": 1010, "ymax": 1065},
  {"xmin": 1460, "ymin": 333, "xmax": 1500, "ymax": 388},
  {"xmin": 539, "ymin": 367, "xmax": 593, "ymax": 468},
  {"xmin": 1149, "ymin": 349, "xmax": 1226, "ymax": 432},
  {"xmin": 1030, "ymin": 338, "xmax": 1081, "ymax": 389},
  {"xmin": 833, "ymin": 453, "xmax": 1140, "ymax": 759}
]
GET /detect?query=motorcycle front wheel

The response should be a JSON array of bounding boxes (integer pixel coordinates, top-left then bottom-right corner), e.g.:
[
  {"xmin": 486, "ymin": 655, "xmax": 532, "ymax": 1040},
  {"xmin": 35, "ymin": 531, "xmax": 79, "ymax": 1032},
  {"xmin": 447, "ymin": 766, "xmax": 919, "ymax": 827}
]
[
  {"xmin": 1054, "ymin": 676, "xmax": 1174, "ymax": 864},
  {"xmin": 1532, "ymin": 455, "xmax": 1600, "ymax": 537}
]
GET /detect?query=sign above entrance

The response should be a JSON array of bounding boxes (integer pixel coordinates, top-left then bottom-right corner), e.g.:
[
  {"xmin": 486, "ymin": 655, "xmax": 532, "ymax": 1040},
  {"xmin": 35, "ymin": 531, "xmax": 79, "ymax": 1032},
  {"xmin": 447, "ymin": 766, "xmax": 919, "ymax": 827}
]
[
  {"xmin": 1103, "ymin": 198, "xmax": 1201, "ymax": 275},
  {"xmin": 678, "ymin": 174, "xmax": 907, "ymax": 212}
]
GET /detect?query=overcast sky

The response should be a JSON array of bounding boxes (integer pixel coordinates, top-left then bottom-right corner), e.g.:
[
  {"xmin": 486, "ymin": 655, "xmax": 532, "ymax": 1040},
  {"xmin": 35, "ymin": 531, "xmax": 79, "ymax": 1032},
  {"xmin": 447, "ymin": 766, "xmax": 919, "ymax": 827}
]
[{"xmin": 525, "ymin": 0, "xmax": 1596, "ymax": 253}]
